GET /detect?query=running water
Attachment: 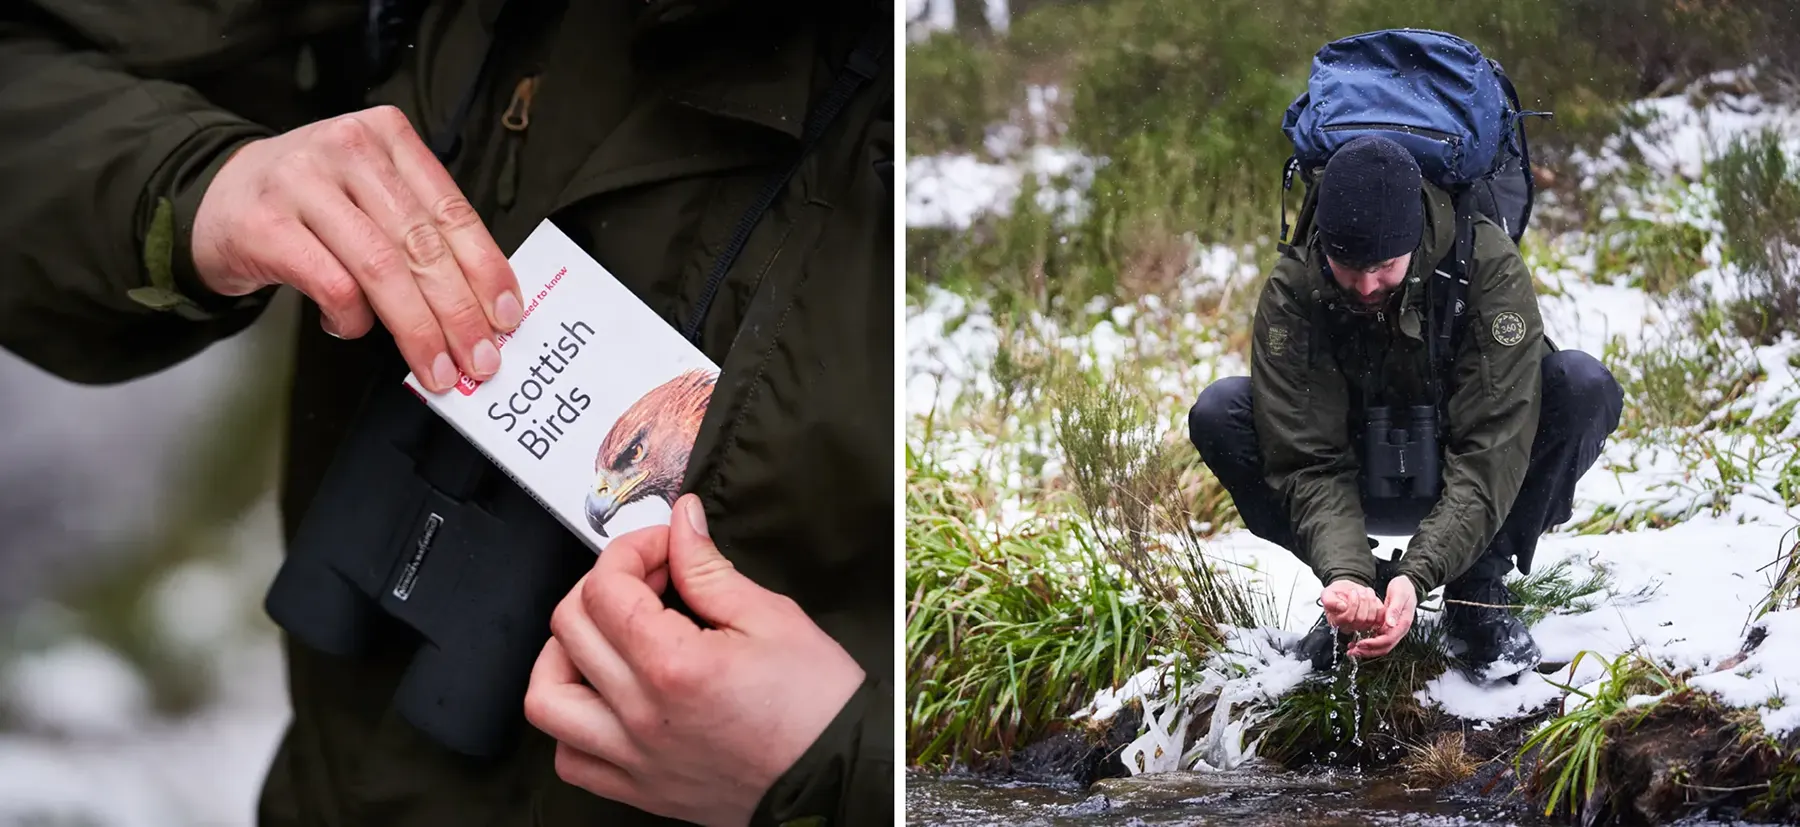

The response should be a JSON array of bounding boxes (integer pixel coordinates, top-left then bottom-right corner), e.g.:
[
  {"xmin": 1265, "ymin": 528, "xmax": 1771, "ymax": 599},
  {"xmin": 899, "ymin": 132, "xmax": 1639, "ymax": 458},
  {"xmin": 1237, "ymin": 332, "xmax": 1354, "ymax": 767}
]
[
  {"xmin": 1324, "ymin": 627, "xmax": 1364, "ymax": 752},
  {"xmin": 1346, "ymin": 635, "xmax": 1363, "ymax": 750},
  {"xmin": 906, "ymin": 768, "xmax": 1562, "ymax": 826}
]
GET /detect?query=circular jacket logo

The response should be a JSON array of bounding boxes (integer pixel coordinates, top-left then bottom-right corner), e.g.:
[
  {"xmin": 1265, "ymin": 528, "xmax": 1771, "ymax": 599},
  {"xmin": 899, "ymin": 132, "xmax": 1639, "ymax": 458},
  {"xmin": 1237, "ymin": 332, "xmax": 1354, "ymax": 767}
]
[{"xmin": 1492, "ymin": 311, "xmax": 1527, "ymax": 347}]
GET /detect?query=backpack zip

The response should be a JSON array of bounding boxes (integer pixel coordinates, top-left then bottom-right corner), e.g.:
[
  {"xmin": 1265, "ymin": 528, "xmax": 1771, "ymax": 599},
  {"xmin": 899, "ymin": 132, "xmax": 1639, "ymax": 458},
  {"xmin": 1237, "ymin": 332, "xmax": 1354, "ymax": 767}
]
[{"xmin": 1320, "ymin": 121, "xmax": 1461, "ymax": 146}]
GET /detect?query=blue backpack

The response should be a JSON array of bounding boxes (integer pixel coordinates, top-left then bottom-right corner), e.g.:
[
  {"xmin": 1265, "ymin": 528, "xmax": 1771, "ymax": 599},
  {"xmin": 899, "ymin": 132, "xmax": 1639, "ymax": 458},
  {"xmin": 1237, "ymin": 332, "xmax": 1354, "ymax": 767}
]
[{"xmin": 1277, "ymin": 29, "xmax": 1550, "ymax": 382}]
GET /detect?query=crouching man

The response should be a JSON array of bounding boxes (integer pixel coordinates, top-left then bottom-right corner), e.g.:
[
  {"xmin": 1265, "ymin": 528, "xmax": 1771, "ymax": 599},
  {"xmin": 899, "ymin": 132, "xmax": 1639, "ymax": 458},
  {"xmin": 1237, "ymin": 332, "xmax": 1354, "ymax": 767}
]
[{"xmin": 1187, "ymin": 136, "xmax": 1623, "ymax": 682}]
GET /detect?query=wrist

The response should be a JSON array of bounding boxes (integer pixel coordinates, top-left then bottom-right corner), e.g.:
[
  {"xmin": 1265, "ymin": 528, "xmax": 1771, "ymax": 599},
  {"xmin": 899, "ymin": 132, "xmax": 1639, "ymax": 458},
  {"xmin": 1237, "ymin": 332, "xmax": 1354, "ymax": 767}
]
[
  {"xmin": 1322, "ymin": 569, "xmax": 1374, "ymax": 590},
  {"xmin": 1397, "ymin": 569, "xmax": 1432, "ymax": 598},
  {"xmin": 751, "ymin": 674, "xmax": 888, "ymax": 827},
  {"xmin": 134, "ymin": 125, "xmax": 273, "ymax": 320}
]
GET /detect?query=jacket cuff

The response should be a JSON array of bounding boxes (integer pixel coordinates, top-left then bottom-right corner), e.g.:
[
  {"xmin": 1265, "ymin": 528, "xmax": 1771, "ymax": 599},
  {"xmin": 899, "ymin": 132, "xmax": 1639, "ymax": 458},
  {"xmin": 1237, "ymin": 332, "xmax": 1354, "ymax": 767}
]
[
  {"xmin": 751, "ymin": 674, "xmax": 893, "ymax": 827},
  {"xmin": 132, "ymin": 123, "xmax": 277, "ymax": 320},
  {"xmin": 1320, "ymin": 566, "xmax": 1373, "ymax": 589},
  {"xmin": 1395, "ymin": 561, "xmax": 1438, "ymax": 597}
]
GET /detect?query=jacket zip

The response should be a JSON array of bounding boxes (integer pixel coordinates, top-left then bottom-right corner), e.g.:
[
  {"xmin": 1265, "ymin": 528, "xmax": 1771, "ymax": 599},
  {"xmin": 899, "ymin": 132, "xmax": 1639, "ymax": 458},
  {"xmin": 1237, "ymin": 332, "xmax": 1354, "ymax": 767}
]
[{"xmin": 496, "ymin": 72, "xmax": 540, "ymax": 211}]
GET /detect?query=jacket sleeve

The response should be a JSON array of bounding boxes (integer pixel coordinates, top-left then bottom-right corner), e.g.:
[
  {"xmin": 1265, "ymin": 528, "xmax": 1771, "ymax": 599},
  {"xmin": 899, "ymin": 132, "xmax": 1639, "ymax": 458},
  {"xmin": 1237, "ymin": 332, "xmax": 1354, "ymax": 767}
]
[
  {"xmin": 751, "ymin": 675, "xmax": 892, "ymax": 827},
  {"xmin": 0, "ymin": 5, "xmax": 280, "ymax": 386},
  {"xmin": 1398, "ymin": 222, "xmax": 1544, "ymax": 593},
  {"xmin": 1250, "ymin": 261, "xmax": 1377, "ymax": 588}
]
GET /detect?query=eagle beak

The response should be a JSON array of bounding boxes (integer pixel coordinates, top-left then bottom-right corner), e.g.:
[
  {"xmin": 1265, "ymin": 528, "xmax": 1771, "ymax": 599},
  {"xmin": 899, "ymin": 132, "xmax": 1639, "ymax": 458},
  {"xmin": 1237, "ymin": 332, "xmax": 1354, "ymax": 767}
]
[
  {"xmin": 585, "ymin": 490, "xmax": 621, "ymax": 537},
  {"xmin": 585, "ymin": 471, "xmax": 643, "ymax": 537}
]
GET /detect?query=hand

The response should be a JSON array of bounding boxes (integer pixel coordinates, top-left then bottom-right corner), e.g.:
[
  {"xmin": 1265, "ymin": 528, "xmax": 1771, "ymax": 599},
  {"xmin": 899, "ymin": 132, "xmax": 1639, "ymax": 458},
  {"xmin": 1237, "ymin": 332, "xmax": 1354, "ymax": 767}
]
[
  {"xmin": 191, "ymin": 105, "xmax": 522, "ymax": 393},
  {"xmin": 1320, "ymin": 579, "xmax": 1384, "ymax": 633},
  {"xmin": 525, "ymin": 494, "xmax": 866, "ymax": 826},
  {"xmin": 1348, "ymin": 576, "xmax": 1418, "ymax": 659}
]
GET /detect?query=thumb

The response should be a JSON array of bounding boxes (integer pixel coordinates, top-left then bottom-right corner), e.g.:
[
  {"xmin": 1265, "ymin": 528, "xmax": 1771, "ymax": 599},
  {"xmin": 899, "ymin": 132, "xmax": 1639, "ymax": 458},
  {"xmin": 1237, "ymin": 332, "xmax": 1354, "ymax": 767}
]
[{"xmin": 667, "ymin": 494, "xmax": 770, "ymax": 630}]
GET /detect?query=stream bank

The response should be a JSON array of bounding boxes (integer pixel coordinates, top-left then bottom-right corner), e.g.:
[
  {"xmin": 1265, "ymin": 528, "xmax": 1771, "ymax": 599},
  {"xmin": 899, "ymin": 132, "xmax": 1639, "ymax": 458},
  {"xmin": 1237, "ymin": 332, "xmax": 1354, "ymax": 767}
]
[{"xmin": 914, "ymin": 622, "xmax": 1800, "ymax": 826}]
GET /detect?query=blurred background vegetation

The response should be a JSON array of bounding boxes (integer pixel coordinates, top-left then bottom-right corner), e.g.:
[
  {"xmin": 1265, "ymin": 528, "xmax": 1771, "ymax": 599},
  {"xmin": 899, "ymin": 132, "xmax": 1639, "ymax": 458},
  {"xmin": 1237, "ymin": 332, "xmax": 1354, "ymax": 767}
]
[
  {"xmin": 907, "ymin": 0, "xmax": 1800, "ymax": 316},
  {"xmin": 0, "ymin": 296, "xmax": 299, "ymax": 822}
]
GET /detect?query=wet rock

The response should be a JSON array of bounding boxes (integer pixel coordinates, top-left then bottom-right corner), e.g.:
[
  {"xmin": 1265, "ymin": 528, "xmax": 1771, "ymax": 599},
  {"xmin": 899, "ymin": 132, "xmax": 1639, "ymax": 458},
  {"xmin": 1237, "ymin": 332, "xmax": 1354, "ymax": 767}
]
[
  {"xmin": 1005, "ymin": 701, "xmax": 1142, "ymax": 786},
  {"xmin": 1051, "ymin": 793, "xmax": 1116, "ymax": 817},
  {"xmin": 1441, "ymin": 751, "xmax": 1538, "ymax": 821}
]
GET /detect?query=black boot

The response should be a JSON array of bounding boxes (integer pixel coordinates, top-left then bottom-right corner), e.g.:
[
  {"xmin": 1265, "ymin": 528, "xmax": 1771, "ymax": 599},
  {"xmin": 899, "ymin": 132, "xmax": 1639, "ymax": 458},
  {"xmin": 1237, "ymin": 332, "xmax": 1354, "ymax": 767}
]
[
  {"xmin": 1293, "ymin": 542, "xmax": 1403, "ymax": 671},
  {"xmin": 1443, "ymin": 575, "xmax": 1541, "ymax": 683}
]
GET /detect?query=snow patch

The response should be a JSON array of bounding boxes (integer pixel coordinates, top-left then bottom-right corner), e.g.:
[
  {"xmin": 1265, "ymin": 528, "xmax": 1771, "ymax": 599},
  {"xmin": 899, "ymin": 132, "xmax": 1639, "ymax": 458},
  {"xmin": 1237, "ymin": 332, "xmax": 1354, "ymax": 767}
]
[
  {"xmin": 2, "ymin": 640, "xmax": 150, "ymax": 738},
  {"xmin": 906, "ymin": 147, "xmax": 1099, "ymax": 229},
  {"xmin": 1573, "ymin": 67, "xmax": 1800, "ymax": 186},
  {"xmin": 1688, "ymin": 608, "xmax": 1800, "ymax": 737}
]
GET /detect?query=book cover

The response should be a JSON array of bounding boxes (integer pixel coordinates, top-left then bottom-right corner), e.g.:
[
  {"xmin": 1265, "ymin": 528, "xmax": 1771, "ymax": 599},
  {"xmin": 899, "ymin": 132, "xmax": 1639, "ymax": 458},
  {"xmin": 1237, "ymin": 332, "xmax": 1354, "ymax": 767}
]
[{"xmin": 402, "ymin": 219, "xmax": 719, "ymax": 553}]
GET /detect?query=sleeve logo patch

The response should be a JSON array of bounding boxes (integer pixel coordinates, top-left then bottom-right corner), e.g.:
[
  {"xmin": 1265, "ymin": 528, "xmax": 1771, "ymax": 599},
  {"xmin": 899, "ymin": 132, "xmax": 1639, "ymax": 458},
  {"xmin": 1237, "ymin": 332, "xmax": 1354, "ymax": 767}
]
[
  {"xmin": 1267, "ymin": 324, "xmax": 1289, "ymax": 356},
  {"xmin": 1492, "ymin": 311, "xmax": 1527, "ymax": 347}
]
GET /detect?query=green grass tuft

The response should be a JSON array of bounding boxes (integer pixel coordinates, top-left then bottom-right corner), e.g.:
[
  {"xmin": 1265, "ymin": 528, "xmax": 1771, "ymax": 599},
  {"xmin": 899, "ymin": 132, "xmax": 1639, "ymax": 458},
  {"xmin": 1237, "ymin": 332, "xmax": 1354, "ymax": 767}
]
[{"xmin": 906, "ymin": 447, "xmax": 1181, "ymax": 769}]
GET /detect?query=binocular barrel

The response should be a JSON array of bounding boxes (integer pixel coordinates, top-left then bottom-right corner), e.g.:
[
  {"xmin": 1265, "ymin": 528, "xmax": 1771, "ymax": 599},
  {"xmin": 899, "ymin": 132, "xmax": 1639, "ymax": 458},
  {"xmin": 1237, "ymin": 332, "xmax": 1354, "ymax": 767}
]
[
  {"xmin": 1360, "ymin": 405, "xmax": 1441, "ymax": 499},
  {"xmin": 1406, "ymin": 404, "xmax": 1440, "ymax": 496},
  {"xmin": 265, "ymin": 376, "xmax": 593, "ymax": 758}
]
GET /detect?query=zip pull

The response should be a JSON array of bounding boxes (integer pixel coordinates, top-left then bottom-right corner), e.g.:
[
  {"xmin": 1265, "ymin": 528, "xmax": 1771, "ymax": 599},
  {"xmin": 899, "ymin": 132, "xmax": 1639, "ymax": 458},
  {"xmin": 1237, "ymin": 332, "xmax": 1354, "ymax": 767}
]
[
  {"xmin": 497, "ymin": 74, "xmax": 539, "ymax": 210},
  {"xmin": 501, "ymin": 75, "xmax": 539, "ymax": 131}
]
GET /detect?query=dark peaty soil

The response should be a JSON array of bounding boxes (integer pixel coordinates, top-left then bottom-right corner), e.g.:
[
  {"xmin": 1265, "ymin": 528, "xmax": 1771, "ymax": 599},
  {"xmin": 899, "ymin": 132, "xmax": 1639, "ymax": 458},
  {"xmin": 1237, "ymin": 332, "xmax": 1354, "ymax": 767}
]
[
  {"xmin": 1595, "ymin": 691, "xmax": 1797, "ymax": 825},
  {"xmin": 1444, "ymin": 691, "xmax": 1800, "ymax": 826}
]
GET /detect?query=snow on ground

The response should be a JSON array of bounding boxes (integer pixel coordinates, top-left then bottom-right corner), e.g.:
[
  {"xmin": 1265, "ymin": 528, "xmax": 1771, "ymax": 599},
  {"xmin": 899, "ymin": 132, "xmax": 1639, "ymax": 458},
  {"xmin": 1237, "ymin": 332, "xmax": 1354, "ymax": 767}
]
[
  {"xmin": 0, "ymin": 496, "xmax": 292, "ymax": 826},
  {"xmin": 1575, "ymin": 66, "xmax": 1800, "ymax": 187},
  {"xmin": 0, "ymin": 640, "xmax": 289, "ymax": 827},
  {"xmin": 909, "ymin": 69, "xmax": 1800, "ymax": 766},
  {"xmin": 906, "ymin": 146, "xmax": 1098, "ymax": 229},
  {"xmin": 1417, "ymin": 516, "xmax": 1796, "ymax": 730}
]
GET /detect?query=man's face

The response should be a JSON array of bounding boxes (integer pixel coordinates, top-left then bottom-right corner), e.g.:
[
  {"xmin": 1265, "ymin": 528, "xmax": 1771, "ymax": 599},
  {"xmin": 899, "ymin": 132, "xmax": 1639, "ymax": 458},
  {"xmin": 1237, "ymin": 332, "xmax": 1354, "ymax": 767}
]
[{"xmin": 1326, "ymin": 252, "xmax": 1412, "ymax": 310}]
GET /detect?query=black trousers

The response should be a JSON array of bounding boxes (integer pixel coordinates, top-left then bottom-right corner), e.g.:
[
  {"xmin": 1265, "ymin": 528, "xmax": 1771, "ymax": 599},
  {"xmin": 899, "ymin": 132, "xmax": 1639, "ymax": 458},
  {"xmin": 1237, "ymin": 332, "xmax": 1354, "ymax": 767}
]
[{"xmin": 1187, "ymin": 349, "xmax": 1624, "ymax": 588}]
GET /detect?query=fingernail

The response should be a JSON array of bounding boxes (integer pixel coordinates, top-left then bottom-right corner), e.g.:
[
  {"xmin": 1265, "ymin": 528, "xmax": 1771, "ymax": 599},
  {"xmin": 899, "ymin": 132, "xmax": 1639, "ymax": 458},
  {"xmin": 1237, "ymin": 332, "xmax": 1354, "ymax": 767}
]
[
  {"xmin": 495, "ymin": 291, "xmax": 523, "ymax": 330},
  {"xmin": 321, "ymin": 316, "xmax": 345, "ymax": 339},
  {"xmin": 684, "ymin": 496, "xmax": 709, "ymax": 538},
  {"xmin": 431, "ymin": 352, "xmax": 458, "ymax": 391},
  {"xmin": 473, "ymin": 339, "xmax": 501, "ymax": 377}
]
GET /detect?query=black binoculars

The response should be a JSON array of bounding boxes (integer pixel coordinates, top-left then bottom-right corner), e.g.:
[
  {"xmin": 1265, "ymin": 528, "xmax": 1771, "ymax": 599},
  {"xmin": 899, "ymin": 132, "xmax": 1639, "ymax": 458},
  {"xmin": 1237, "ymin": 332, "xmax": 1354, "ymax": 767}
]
[
  {"xmin": 1361, "ymin": 404, "xmax": 1442, "ymax": 500},
  {"xmin": 264, "ymin": 361, "xmax": 593, "ymax": 758}
]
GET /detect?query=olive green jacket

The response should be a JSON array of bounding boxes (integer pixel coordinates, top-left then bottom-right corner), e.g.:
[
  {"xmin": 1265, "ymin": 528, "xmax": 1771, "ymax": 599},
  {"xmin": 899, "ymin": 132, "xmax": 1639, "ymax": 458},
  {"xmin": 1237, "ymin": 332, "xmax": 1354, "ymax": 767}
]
[
  {"xmin": 1250, "ymin": 182, "xmax": 1549, "ymax": 596},
  {"xmin": 0, "ymin": 1, "xmax": 893, "ymax": 824}
]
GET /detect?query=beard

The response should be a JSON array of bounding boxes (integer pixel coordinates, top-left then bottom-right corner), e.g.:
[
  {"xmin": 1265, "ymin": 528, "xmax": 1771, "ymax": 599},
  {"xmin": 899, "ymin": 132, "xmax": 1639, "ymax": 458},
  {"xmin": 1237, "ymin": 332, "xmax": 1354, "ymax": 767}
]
[{"xmin": 1343, "ymin": 288, "xmax": 1396, "ymax": 314}]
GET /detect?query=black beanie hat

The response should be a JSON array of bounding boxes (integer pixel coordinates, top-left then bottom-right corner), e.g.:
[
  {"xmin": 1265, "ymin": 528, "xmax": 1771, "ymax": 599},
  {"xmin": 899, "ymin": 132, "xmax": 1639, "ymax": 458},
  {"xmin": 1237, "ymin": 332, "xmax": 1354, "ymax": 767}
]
[{"xmin": 1315, "ymin": 135, "xmax": 1423, "ymax": 267}]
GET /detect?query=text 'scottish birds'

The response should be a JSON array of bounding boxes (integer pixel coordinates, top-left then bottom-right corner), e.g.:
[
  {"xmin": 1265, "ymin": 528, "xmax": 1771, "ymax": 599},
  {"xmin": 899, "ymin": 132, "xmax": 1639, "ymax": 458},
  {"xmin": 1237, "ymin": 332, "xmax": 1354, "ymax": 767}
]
[{"xmin": 402, "ymin": 219, "xmax": 721, "ymax": 552}]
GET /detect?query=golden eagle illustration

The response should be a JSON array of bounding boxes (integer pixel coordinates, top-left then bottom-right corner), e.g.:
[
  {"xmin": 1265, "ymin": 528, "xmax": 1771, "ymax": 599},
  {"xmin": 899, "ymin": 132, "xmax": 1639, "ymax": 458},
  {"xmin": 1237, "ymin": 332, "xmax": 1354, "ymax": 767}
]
[{"xmin": 584, "ymin": 368, "xmax": 718, "ymax": 536}]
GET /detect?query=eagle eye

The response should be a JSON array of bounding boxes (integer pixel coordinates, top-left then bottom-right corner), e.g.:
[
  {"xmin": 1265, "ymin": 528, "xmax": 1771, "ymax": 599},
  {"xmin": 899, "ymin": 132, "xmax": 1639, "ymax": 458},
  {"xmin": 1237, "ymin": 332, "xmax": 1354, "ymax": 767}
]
[{"xmin": 611, "ymin": 434, "xmax": 646, "ymax": 472}]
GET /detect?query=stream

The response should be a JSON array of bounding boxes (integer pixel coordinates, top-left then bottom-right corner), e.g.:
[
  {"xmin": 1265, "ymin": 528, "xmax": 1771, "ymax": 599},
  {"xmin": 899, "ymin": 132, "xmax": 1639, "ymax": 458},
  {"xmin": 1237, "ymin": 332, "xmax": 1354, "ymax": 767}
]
[{"xmin": 907, "ymin": 768, "xmax": 1557, "ymax": 826}]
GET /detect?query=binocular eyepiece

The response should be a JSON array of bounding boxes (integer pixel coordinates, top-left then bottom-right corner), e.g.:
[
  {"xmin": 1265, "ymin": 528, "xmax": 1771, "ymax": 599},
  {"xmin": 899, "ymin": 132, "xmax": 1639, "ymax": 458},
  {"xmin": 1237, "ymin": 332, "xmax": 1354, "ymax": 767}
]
[{"xmin": 1361, "ymin": 404, "xmax": 1442, "ymax": 500}]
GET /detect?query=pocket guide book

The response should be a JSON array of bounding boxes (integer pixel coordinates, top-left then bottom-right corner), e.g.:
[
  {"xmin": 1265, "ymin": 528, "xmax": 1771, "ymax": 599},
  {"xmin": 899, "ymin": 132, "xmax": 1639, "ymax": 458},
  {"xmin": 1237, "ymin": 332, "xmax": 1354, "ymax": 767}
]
[{"xmin": 402, "ymin": 219, "xmax": 720, "ymax": 553}]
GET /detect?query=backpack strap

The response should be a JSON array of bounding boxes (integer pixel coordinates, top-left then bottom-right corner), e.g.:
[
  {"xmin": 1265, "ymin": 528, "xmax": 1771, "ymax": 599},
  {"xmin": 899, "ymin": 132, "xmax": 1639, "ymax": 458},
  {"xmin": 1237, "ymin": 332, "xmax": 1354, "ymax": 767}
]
[
  {"xmin": 678, "ymin": 19, "xmax": 887, "ymax": 345},
  {"xmin": 1277, "ymin": 157, "xmax": 1319, "ymax": 261},
  {"xmin": 1278, "ymin": 156, "xmax": 1300, "ymax": 256},
  {"xmin": 1488, "ymin": 59, "xmax": 1552, "ymax": 244},
  {"xmin": 1426, "ymin": 192, "xmax": 1475, "ymax": 408}
]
